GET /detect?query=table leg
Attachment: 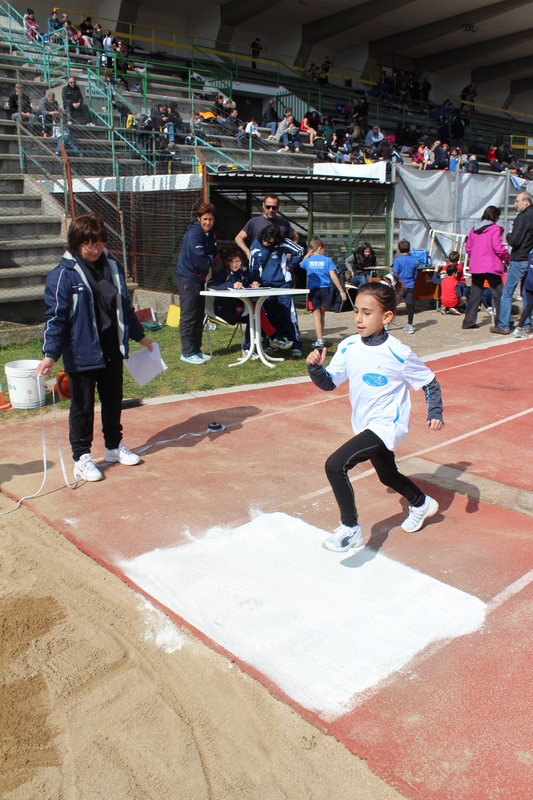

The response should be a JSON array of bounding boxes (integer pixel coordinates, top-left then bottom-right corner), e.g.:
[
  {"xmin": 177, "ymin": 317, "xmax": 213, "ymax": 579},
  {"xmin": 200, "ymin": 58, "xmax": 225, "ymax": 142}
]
[
  {"xmin": 229, "ymin": 298, "xmax": 255, "ymax": 367},
  {"xmin": 255, "ymin": 297, "xmax": 284, "ymax": 367}
]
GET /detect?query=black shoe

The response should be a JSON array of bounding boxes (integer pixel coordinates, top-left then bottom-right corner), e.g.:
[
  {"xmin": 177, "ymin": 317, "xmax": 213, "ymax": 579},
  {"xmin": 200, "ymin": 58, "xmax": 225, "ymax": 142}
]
[{"xmin": 462, "ymin": 324, "xmax": 480, "ymax": 329}]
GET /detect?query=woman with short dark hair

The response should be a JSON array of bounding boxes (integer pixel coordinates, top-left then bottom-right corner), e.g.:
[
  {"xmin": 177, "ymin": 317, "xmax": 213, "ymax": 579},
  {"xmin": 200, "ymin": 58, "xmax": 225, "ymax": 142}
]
[
  {"xmin": 175, "ymin": 203, "xmax": 219, "ymax": 364},
  {"xmin": 36, "ymin": 214, "xmax": 154, "ymax": 482},
  {"xmin": 462, "ymin": 205, "xmax": 509, "ymax": 330}
]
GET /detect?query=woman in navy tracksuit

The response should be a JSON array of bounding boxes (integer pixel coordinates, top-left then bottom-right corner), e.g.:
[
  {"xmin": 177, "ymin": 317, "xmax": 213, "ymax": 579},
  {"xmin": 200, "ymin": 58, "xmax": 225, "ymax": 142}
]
[
  {"xmin": 36, "ymin": 214, "xmax": 154, "ymax": 483},
  {"xmin": 175, "ymin": 203, "xmax": 219, "ymax": 364},
  {"xmin": 249, "ymin": 224, "xmax": 304, "ymax": 357}
]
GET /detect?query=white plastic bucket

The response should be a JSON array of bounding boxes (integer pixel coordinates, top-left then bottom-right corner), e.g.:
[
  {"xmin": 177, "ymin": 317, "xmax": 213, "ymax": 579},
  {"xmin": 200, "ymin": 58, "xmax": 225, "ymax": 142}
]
[{"xmin": 5, "ymin": 360, "xmax": 46, "ymax": 409}]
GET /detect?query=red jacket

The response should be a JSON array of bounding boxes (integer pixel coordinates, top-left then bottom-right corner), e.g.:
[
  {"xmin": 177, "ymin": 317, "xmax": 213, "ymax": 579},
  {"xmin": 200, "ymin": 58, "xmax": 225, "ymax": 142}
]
[{"xmin": 441, "ymin": 276, "xmax": 459, "ymax": 308}]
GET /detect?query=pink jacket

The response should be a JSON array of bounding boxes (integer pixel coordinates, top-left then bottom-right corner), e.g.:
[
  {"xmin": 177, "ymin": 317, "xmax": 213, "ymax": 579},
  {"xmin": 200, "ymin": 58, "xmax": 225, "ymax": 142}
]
[{"xmin": 465, "ymin": 222, "xmax": 509, "ymax": 275}]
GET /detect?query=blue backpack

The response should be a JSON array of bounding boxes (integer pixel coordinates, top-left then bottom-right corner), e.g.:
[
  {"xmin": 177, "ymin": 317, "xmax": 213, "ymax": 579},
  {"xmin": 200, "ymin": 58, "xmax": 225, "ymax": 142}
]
[{"xmin": 410, "ymin": 248, "xmax": 432, "ymax": 267}]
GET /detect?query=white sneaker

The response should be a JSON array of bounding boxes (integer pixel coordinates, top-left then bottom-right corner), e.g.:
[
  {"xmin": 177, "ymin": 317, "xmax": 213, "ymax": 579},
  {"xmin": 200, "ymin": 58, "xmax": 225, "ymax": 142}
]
[
  {"xmin": 269, "ymin": 337, "xmax": 293, "ymax": 350},
  {"xmin": 73, "ymin": 453, "xmax": 103, "ymax": 482},
  {"xmin": 196, "ymin": 351, "xmax": 212, "ymax": 361},
  {"xmin": 401, "ymin": 495, "xmax": 439, "ymax": 532},
  {"xmin": 104, "ymin": 442, "xmax": 140, "ymax": 465},
  {"xmin": 237, "ymin": 349, "xmax": 259, "ymax": 361},
  {"xmin": 403, "ymin": 324, "xmax": 414, "ymax": 334},
  {"xmin": 323, "ymin": 523, "xmax": 364, "ymax": 552}
]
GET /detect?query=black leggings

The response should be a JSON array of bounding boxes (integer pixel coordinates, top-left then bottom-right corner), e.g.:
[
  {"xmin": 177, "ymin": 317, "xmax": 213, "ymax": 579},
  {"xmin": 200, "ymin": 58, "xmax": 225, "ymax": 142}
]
[
  {"xmin": 518, "ymin": 303, "xmax": 533, "ymax": 329},
  {"xmin": 462, "ymin": 273, "xmax": 502, "ymax": 329},
  {"xmin": 325, "ymin": 429, "xmax": 425, "ymax": 527}
]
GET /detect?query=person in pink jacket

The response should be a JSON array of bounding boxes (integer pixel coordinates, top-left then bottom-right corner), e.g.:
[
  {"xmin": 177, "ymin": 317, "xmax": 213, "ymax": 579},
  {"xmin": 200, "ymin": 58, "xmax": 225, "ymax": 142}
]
[{"xmin": 462, "ymin": 205, "xmax": 509, "ymax": 329}]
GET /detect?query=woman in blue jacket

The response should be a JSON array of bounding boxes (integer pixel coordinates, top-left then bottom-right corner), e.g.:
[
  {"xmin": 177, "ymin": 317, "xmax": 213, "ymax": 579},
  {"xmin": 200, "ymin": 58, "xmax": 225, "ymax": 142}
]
[
  {"xmin": 176, "ymin": 203, "xmax": 219, "ymax": 364},
  {"xmin": 36, "ymin": 214, "xmax": 154, "ymax": 483}
]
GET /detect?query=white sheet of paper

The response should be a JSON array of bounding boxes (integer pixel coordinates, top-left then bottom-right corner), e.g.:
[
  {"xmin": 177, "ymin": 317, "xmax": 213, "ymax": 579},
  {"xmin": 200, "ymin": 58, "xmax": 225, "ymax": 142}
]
[{"xmin": 124, "ymin": 342, "xmax": 167, "ymax": 387}]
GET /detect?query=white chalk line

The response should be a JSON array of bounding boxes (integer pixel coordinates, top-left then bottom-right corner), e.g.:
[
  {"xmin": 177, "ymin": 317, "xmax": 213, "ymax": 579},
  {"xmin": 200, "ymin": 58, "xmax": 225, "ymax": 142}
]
[
  {"xmin": 488, "ymin": 569, "xmax": 533, "ymax": 609},
  {"xmin": 433, "ymin": 342, "xmax": 533, "ymax": 374}
]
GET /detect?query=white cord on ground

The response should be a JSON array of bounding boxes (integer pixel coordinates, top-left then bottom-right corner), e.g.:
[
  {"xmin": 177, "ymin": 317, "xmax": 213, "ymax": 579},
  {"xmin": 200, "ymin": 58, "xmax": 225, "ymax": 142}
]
[{"xmin": 0, "ymin": 379, "xmax": 76, "ymax": 516}]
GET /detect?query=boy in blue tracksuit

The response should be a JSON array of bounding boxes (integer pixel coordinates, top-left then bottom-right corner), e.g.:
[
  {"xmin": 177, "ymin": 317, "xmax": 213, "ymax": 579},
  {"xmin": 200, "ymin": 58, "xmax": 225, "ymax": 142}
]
[
  {"xmin": 393, "ymin": 238, "xmax": 419, "ymax": 334},
  {"xmin": 300, "ymin": 236, "xmax": 346, "ymax": 347},
  {"xmin": 249, "ymin": 224, "xmax": 305, "ymax": 357}
]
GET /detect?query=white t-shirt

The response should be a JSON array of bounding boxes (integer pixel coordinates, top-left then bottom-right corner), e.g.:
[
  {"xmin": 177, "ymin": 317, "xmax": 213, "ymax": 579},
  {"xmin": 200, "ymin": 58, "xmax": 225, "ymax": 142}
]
[{"xmin": 326, "ymin": 334, "xmax": 435, "ymax": 451}]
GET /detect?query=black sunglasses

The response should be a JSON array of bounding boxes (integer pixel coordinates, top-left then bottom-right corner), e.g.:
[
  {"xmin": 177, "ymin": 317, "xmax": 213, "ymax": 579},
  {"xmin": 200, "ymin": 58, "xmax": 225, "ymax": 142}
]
[{"xmin": 264, "ymin": 204, "xmax": 278, "ymax": 210}]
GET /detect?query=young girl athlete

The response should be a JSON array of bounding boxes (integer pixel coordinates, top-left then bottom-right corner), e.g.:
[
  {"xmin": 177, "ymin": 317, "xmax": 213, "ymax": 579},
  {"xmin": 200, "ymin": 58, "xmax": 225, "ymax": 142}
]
[{"xmin": 307, "ymin": 276, "xmax": 444, "ymax": 552}]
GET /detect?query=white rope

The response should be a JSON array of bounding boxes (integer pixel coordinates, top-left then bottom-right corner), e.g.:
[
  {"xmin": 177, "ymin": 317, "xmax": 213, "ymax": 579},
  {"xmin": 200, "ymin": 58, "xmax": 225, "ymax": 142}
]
[{"xmin": 0, "ymin": 378, "xmax": 76, "ymax": 516}]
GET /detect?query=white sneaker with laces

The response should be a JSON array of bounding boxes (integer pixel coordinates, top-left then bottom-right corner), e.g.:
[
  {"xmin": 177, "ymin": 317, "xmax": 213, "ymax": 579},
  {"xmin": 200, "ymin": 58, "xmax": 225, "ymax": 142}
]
[
  {"xmin": 73, "ymin": 453, "xmax": 103, "ymax": 482},
  {"xmin": 104, "ymin": 442, "xmax": 140, "ymax": 465},
  {"xmin": 323, "ymin": 523, "xmax": 364, "ymax": 552},
  {"xmin": 197, "ymin": 351, "xmax": 212, "ymax": 361},
  {"xmin": 401, "ymin": 495, "xmax": 439, "ymax": 532},
  {"xmin": 269, "ymin": 337, "xmax": 293, "ymax": 350}
]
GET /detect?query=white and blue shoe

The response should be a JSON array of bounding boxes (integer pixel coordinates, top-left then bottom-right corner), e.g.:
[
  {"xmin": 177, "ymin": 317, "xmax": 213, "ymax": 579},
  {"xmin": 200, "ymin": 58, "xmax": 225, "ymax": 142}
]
[
  {"xmin": 196, "ymin": 351, "xmax": 212, "ymax": 361},
  {"xmin": 181, "ymin": 354, "xmax": 205, "ymax": 365},
  {"xmin": 401, "ymin": 495, "xmax": 439, "ymax": 532},
  {"xmin": 323, "ymin": 523, "xmax": 364, "ymax": 552}
]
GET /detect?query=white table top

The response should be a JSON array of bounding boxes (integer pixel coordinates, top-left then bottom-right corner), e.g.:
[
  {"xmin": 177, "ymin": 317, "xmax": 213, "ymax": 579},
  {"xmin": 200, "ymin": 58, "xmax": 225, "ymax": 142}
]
[{"xmin": 201, "ymin": 288, "xmax": 309, "ymax": 298}]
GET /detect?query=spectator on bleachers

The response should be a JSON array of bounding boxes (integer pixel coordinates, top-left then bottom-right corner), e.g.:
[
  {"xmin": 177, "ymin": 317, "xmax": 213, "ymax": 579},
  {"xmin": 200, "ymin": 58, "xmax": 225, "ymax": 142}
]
[
  {"xmin": 103, "ymin": 30, "xmax": 115, "ymax": 66},
  {"xmin": 469, "ymin": 85, "xmax": 478, "ymax": 111},
  {"xmin": 9, "ymin": 84, "xmax": 37, "ymax": 126},
  {"xmin": 486, "ymin": 144, "xmax": 504, "ymax": 173},
  {"xmin": 65, "ymin": 22, "xmax": 84, "ymax": 52},
  {"xmin": 316, "ymin": 66, "xmax": 329, "ymax": 87},
  {"xmin": 62, "ymin": 77, "xmax": 91, "ymax": 125},
  {"xmin": 419, "ymin": 142, "xmax": 435, "ymax": 170},
  {"xmin": 412, "ymin": 141, "xmax": 425, "ymax": 166},
  {"xmin": 47, "ymin": 10, "xmax": 62, "ymax": 37},
  {"xmin": 39, "ymin": 90, "xmax": 59, "ymax": 133},
  {"xmin": 237, "ymin": 117, "xmax": 261, "ymax": 149},
  {"xmin": 466, "ymin": 154, "xmax": 479, "ymax": 173},
  {"xmin": 449, "ymin": 147, "xmax": 460, "ymax": 172},
  {"xmin": 364, "ymin": 125, "xmax": 384, "ymax": 149},
  {"xmin": 78, "ymin": 16, "xmax": 94, "ymax": 47},
  {"xmin": 450, "ymin": 115, "xmax": 465, "ymax": 147},
  {"xmin": 275, "ymin": 114, "xmax": 300, "ymax": 153},
  {"xmin": 211, "ymin": 94, "xmax": 226, "ymax": 119},
  {"xmin": 313, "ymin": 131, "xmax": 328, "ymax": 161},
  {"xmin": 167, "ymin": 102, "xmax": 183, "ymax": 136},
  {"xmin": 421, "ymin": 79, "xmax": 431, "ymax": 103},
  {"xmin": 434, "ymin": 141, "xmax": 449, "ymax": 170},
  {"xmin": 250, "ymin": 37, "xmax": 262, "ymax": 69},
  {"xmin": 328, "ymin": 131, "xmax": 343, "ymax": 162},
  {"xmin": 61, "ymin": 12, "xmax": 69, "ymax": 26},
  {"xmin": 92, "ymin": 23, "xmax": 104, "ymax": 52},
  {"xmin": 460, "ymin": 84, "xmax": 473, "ymax": 111},
  {"xmin": 321, "ymin": 115, "xmax": 333, "ymax": 139},
  {"xmin": 262, "ymin": 99, "xmax": 279, "ymax": 136},
  {"xmin": 377, "ymin": 139, "xmax": 392, "ymax": 161},
  {"xmin": 300, "ymin": 112, "xmax": 316, "ymax": 144},
  {"xmin": 222, "ymin": 108, "xmax": 245, "ymax": 144},
  {"xmin": 438, "ymin": 117, "xmax": 450, "ymax": 145},
  {"xmin": 322, "ymin": 56, "xmax": 332, "ymax": 74},
  {"xmin": 235, "ymin": 193, "xmax": 298, "ymax": 259},
  {"xmin": 434, "ymin": 99, "xmax": 453, "ymax": 123},
  {"xmin": 51, "ymin": 111, "xmax": 82, "ymax": 157},
  {"xmin": 24, "ymin": 9, "xmax": 38, "ymax": 41},
  {"xmin": 308, "ymin": 64, "xmax": 318, "ymax": 81}
]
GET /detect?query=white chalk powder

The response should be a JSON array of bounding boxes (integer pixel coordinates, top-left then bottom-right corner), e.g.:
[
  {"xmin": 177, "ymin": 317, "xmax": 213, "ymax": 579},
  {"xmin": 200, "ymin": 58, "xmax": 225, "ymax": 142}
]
[
  {"xmin": 138, "ymin": 600, "xmax": 185, "ymax": 653},
  {"xmin": 122, "ymin": 513, "xmax": 486, "ymax": 718}
]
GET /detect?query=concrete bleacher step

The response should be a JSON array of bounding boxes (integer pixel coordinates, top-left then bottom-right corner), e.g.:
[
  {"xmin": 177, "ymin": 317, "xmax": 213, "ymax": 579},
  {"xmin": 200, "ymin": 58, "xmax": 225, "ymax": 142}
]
[
  {"xmin": 0, "ymin": 153, "xmax": 19, "ymax": 173},
  {"xmin": 0, "ymin": 284, "xmax": 45, "ymax": 302},
  {"xmin": 0, "ymin": 192, "xmax": 41, "ymax": 214},
  {"xmin": 0, "ymin": 238, "xmax": 66, "ymax": 267},
  {"xmin": 0, "ymin": 263, "xmax": 56, "ymax": 288},
  {"xmin": 0, "ymin": 214, "xmax": 62, "ymax": 238},
  {"xmin": 0, "ymin": 173, "xmax": 23, "ymax": 193}
]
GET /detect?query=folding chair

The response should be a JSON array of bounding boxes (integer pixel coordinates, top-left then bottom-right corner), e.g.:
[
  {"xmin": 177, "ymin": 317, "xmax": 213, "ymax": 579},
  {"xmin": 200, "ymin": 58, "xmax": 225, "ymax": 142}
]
[{"xmin": 203, "ymin": 294, "xmax": 245, "ymax": 358}]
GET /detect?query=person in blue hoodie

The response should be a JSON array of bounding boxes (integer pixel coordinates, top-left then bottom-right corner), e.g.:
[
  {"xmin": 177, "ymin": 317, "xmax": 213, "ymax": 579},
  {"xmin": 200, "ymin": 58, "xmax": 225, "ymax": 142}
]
[
  {"xmin": 249, "ymin": 225, "xmax": 305, "ymax": 357},
  {"xmin": 176, "ymin": 203, "xmax": 219, "ymax": 365},
  {"xmin": 36, "ymin": 214, "xmax": 154, "ymax": 484},
  {"xmin": 392, "ymin": 239, "xmax": 419, "ymax": 334}
]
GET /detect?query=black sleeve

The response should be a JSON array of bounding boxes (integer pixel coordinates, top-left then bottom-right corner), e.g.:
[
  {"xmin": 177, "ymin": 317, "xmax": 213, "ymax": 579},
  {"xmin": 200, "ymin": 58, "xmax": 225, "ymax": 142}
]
[
  {"xmin": 423, "ymin": 377, "xmax": 443, "ymax": 423},
  {"xmin": 307, "ymin": 363, "xmax": 336, "ymax": 391}
]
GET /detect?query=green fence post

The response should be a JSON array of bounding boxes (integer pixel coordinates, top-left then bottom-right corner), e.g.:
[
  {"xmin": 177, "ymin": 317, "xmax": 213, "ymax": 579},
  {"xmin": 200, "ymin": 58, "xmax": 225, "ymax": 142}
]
[
  {"xmin": 115, "ymin": 158, "xmax": 129, "ymax": 275},
  {"xmin": 249, "ymin": 130, "xmax": 252, "ymax": 170}
]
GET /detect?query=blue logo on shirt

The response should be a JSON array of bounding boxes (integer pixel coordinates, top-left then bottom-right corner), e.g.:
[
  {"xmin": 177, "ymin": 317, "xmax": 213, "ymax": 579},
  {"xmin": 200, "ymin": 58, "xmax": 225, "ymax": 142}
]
[{"xmin": 362, "ymin": 373, "xmax": 388, "ymax": 387}]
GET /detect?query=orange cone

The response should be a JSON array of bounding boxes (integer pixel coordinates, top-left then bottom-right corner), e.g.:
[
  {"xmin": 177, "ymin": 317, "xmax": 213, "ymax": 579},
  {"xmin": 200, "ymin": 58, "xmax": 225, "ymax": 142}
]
[{"xmin": 0, "ymin": 378, "xmax": 11, "ymax": 411}]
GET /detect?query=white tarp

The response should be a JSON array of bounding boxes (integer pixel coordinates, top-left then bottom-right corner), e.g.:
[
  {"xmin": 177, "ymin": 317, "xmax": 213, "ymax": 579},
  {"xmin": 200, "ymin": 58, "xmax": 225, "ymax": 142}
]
[
  {"xmin": 37, "ymin": 173, "xmax": 203, "ymax": 194},
  {"xmin": 313, "ymin": 161, "xmax": 387, "ymax": 183},
  {"xmin": 395, "ymin": 167, "xmax": 508, "ymax": 260}
]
